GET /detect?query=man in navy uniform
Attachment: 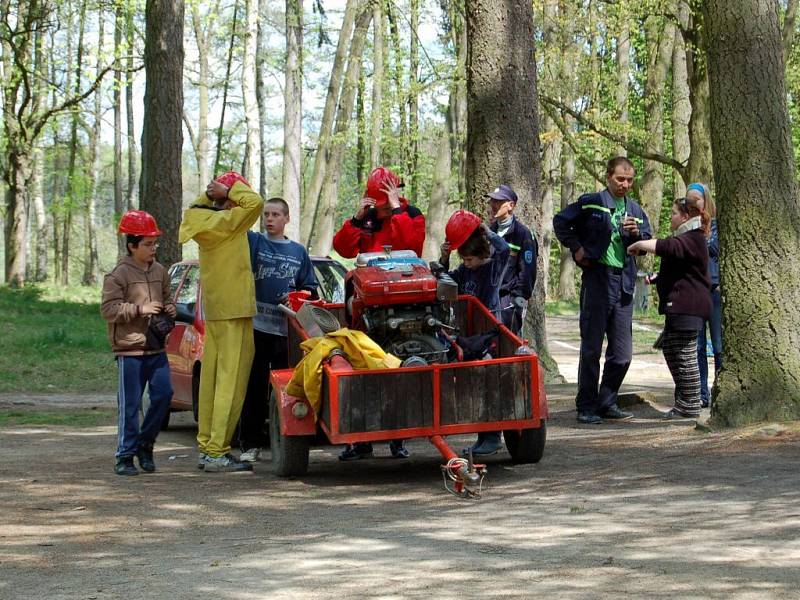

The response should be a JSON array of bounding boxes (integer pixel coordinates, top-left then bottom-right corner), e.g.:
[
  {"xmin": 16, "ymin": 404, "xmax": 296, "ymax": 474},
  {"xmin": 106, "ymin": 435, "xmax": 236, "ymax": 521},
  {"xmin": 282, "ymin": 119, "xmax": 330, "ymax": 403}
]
[
  {"xmin": 486, "ymin": 184, "xmax": 538, "ymax": 336},
  {"xmin": 553, "ymin": 157, "xmax": 652, "ymax": 424}
]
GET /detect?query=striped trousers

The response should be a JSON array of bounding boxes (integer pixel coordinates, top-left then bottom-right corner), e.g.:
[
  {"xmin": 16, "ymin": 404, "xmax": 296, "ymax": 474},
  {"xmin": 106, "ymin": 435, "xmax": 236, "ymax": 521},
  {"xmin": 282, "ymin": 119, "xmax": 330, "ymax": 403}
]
[{"xmin": 662, "ymin": 329, "xmax": 702, "ymax": 417}]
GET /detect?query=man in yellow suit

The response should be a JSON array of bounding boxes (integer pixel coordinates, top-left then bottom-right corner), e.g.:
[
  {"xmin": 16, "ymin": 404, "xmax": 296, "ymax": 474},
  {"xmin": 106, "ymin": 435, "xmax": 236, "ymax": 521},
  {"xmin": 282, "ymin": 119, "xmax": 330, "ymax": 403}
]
[{"xmin": 179, "ymin": 172, "xmax": 263, "ymax": 472}]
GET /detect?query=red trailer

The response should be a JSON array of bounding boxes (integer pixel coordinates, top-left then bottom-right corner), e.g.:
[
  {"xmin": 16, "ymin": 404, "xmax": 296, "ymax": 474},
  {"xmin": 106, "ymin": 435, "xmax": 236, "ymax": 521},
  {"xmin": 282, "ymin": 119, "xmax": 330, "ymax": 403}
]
[{"xmin": 268, "ymin": 252, "xmax": 548, "ymax": 497}]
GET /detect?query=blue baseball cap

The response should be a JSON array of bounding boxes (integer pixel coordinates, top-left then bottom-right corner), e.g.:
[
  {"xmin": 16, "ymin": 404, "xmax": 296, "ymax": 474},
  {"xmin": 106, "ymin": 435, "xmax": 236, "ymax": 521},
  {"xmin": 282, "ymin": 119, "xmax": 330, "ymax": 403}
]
[{"xmin": 484, "ymin": 184, "xmax": 518, "ymax": 203}]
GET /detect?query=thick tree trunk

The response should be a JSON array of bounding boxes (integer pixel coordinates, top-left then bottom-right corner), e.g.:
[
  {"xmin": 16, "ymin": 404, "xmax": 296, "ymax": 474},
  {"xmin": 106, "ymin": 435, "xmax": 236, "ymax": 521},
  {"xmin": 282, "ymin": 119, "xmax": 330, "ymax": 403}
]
[
  {"xmin": 300, "ymin": 0, "xmax": 360, "ymax": 245},
  {"xmin": 282, "ymin": 0, "xmax": 303, "ymax": 240},
  {"xmin": 242, "ymin": 0, "xmax": 260, "ymax": 187},
  {"xmin": 140, "ymin": 0, "xmax": 184, "ymax": 267},
  {"xmin": 465, "ymin": 0, "xmax": 559, "ymax": 380},
  {"xmin": 370, "ymin": 1, "xmax": 383, "ymax": 168},
  {"xmin": 704, "ymin": 0, "xmax": 800, "ymax": 425},
  {"xmin": 310, "ymin": 7, "xmax": 372, "ymax": 256}
]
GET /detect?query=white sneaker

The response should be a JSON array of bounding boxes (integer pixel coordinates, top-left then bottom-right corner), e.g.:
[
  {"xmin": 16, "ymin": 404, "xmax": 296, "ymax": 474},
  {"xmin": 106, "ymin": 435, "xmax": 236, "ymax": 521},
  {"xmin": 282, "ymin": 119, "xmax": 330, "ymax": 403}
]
[
  {"xmin": 239, "ymin": 448, "xmax": 261, "ymax": 463},
  {"xmin": 198, "ymin": 452, "xmax": 207, "ymax": 469},
  {"xmin": 203, "ymin": 454, "xmax": 253, "ymax": 473}
]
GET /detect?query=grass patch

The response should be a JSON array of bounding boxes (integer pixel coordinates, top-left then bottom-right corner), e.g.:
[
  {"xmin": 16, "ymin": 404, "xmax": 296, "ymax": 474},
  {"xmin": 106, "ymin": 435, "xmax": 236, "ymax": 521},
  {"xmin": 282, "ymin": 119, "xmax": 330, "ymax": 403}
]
[
  {"xmin": 0, "ymin": 408, "xmax": 116, "ymax": 427},
  {"xmin": 0, "ymin": 285, "xmax": 116, "ymax": 393},
  {"xmin": 546, "ymin": 300, "xmax": 580, "ymax": 316}
]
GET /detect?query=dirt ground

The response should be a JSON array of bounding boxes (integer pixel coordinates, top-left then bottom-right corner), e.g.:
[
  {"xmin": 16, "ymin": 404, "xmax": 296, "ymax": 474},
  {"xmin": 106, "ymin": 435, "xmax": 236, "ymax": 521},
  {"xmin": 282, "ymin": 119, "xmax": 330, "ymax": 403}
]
[{"xmin": 2, "ymin": 315, "xmax": 799, "ymax": 599}]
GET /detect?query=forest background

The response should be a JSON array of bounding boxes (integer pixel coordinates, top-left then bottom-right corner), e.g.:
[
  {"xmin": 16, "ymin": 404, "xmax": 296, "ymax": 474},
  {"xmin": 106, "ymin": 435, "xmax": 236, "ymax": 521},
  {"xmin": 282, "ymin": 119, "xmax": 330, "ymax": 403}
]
[{"xmin": 2, "ymin": 0, "xmax": 800, "ymax": 426}]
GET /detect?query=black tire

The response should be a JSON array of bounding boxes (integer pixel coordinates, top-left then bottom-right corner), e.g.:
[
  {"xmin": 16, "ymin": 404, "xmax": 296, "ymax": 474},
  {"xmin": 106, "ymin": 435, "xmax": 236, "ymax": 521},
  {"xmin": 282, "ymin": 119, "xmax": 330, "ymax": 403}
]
[
  {"xmin": 269, "ymin": 390, "xmax": 310, "ymax": 477},
  {"xmin": 191, "ymin": 364, "xmax": 201, "ymax": 423},
  {"xmin": 504, "ymin": 421, "xmax": 546, "ymax": 464}
]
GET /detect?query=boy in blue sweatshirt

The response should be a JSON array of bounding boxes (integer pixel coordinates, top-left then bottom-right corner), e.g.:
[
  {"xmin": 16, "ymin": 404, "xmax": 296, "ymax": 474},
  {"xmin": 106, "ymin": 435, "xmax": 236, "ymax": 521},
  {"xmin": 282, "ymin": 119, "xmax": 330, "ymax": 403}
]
[{"xmin": 237, "ymin": 197, "xmax": 319, "ymax": 462}]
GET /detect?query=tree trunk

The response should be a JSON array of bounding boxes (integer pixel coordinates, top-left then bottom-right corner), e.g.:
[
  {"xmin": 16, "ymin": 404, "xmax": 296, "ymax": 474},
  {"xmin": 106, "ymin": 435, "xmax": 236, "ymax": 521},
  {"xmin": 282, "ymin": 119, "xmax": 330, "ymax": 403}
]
[
  {"xmin": 615, "ymin": 17, "xmax": 631, "ymax": 157},
  {"xmin": 370, "ymin": 0, "xmax": 383, "ymax": 168},
  {"xmin": 192, "ymin": 2, "xmax": 210, "ymax": 190},
  {"xmin": 214, "ymin": 0, "xmax": 239, "ymax": 175},
  {"xmin": 126, "ymin": 3, "xmax": 137, "ymax": 209},
  {"xmin": 407, "ymin": 0, "xmax": 419, "ymax": 198},
  {"xmin": 310, "ymin": 6, "xmax": 372, "ymax": 256},
  {"xmin": 140, "ymin": 0, "xmax": 184, "ymax": 267},
  {"xmin": 704, "ymin": 0, "xmax": 800, "ymax": 425},
  {"xmin": 356, "ymin": 69, "xmax": 366, "ymax": 184},
  {"xmin": 557, "ymin": 120, "xmax": 577, "ymax": 301},
  {"xmin": 114, "ymin": 1, "xmax": 125, "ymax": 257},
  {"xmin": 83, "ymin": 8, "xmax": 103, "ymax": 286},
  {"xmin": 282, "ymin": 0, "xmax": 303, "ymax": 240},
  {"xmin": 782, "ymin": 0, "xmax": 799, "ymax": 64},
  {"xmin": 672, "ymin": 1, "xmax": 691, "ymax": 198},
  {"xmin": 257, "ymin": 0, "xmax": 269, "ymax": 205},
  {"xmin": 424, "ymin": 101, "xmax": 454, "ymax": 261},
  {"xmin": 300, "ymin": 0, "xmax": 360, "ymax": 246},
  {"xmin": 465, "ymin": 0, "xmax": 559, "ymax": 380},
  {"xmin": 638, "ymin": 17, "xmax": 675, "ymax": 237},
  {"xmin": 242, "ymin": 0, "xmax": 260, "ymax": 187},
  {"xmin": 386, "ymin": 1, "xmax": 409, "ymax": 171},
  {"xmin": 63, "ymin": 0, "xmax": 88, "ymax": 286},
  {"xmin": 685, "ymin": 7, "xmax": 714, "ymax": 186}
]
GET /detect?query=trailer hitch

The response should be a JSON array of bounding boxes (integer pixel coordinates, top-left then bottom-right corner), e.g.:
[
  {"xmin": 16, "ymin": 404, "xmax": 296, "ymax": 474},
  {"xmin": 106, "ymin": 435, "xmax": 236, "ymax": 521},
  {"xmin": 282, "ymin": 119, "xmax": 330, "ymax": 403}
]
[{"xmin": 429, "ymin": 435, "xmax": 486, "ymax": 498}]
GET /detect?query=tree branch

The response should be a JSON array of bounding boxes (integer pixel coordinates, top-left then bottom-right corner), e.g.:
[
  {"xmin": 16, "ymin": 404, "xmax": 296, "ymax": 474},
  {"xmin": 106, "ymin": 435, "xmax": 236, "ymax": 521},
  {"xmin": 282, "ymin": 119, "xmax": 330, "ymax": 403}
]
[
  {"xmin": 540, "ymin": 93, "xmax": 686, "ymax": 174},
  {"xmin": 542, "ymin": 102, "xmax": 604, "ymax": 184}
]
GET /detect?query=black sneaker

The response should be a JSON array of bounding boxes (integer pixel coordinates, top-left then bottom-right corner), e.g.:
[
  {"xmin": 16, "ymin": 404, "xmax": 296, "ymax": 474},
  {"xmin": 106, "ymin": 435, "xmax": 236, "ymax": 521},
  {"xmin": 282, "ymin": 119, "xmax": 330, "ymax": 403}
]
[
  {"xmin": 339, "ymin": 442, "xmax": 374, "ymax": 461},
  {"xmin": 600, "ymin": 405, "xmax": 634, "ymax": 420},
  {"xmin": 577, "ymin": 411, "xmax": 602, "ymax": 424},
  {"xmin": 203, "ymin": 453, "xmax": 253, "ymax": 473},
  {"xmin": 137, "ymin": 443, "xmax": 156, "ymax": 473},
  {"xmin": 114, "ymin": 456, "xmax": 138, "ymax": 476}
]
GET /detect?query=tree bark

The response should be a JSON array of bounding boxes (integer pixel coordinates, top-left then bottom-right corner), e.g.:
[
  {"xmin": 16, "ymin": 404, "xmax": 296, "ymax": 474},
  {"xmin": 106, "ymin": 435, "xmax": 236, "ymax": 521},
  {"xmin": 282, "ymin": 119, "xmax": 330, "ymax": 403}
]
[
  {"xmin": 672, "ymin": 1, "xmax": 691, "ymax": 198},
  {"xmin": 465, "ymin": 0, "xmax": 559, "ymax": 380},
  {"xmin": 704, "ymin": 0, "xmax": 800, "ymax": 425},
  {"xmin": 310, "ymin": 6, "xmax": 372, "ymax": 256},
  {"xmin": 356, "ymin": 69, "xmax": 366, "ymax": 184},
  {"xmin": 424, "ymin": 99, "xmax": 455, "ymax": 262},
  {"xmin": 407, "ymin": 0, "xmax": 419, "ymax": 198},
  {"xmin": 126, "ymin": 2, "xmax": 137, "ymax": 209},
  {"xmin": 638, "ymin": 16, "xmax": 675, "ymax": 238},
  {"xmin": 782, "ymin": 0, "xmax": 799, "ymax": 64},
  {"xmin": 191, "ymin": 2, "xmax": 210, "ymax": 190},
  {"xmin": 282, "ymin": 0, "xmax": 303, "ymax": 240},
  {"xmin": 556, "ymin": 118, "xmax": 577, "ymax": 301},
  {"xmin": 300, "ymin": 0, "xmax": 360, "ymax": 245},
  {"xmin": 140, "ymin": 0, "xmax": 184, "ymax": 267},
  {"xmin": 83, "ymin": 8, "xmax": 103, "ymax": 286},
  {"xmin": 615, "ymin": 16, "xmax": 631, "ymax": 157},
  {"xmin": 370, "ymin": 0, "xmax": 383, "ymax": 168},
  {"xmin": 114, "ymin": 0, "xmax": 125, "ymax": 257},
  {"xmin": 386, "ymin": 1, "xmax": 409, "ymax": 171},
  {"xmin": 257, "ymin": 0, "xmax": 269, "ymax": 205},
  {"xmin": 685, "ymin": 7, "xmax": 714, "ymax": 186},
  {"xmin": 242, "ymin": 0, "xmax": 260, "ymax": 187}
]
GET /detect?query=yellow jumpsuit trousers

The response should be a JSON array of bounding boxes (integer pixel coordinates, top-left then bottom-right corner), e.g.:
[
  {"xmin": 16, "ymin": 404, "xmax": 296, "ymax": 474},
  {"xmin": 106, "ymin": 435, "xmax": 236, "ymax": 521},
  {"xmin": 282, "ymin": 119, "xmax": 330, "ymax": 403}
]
[{"xmin": 197, "ymin": 318, "xmax": 255, "ymax": 458}]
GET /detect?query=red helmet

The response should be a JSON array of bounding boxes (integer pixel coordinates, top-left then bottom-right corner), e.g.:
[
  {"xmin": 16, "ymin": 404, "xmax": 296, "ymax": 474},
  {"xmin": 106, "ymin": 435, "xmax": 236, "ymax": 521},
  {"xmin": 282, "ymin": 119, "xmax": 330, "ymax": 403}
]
[
  {"xmin": 215, "ymin": 171, "xmax": 251, "ymax": 189},
  {"xmin": 118, "ymin": 210, "xmax": 162, "ymax": 237},
  {"xmin": 445, "ymin": 209, "xmax": 482, "ymax": 250},
  {"xmin": 365, "ymin": 166, "xmax": 402, "ymax": 206}
]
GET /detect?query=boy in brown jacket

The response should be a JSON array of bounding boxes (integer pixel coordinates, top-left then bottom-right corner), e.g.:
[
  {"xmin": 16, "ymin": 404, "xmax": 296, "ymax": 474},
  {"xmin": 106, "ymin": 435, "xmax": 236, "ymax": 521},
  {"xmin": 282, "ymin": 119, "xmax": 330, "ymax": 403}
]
[{"xmin": 101, "ymin": 210, "xmax": 176, "ymax": 476}]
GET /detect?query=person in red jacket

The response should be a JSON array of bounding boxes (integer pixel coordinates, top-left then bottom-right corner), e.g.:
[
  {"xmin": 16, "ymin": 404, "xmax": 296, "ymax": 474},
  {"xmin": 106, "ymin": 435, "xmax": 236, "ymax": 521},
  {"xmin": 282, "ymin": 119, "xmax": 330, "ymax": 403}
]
[{"xmin": 332, "ymin": 166, "xmax": 425, "ymax": 258}]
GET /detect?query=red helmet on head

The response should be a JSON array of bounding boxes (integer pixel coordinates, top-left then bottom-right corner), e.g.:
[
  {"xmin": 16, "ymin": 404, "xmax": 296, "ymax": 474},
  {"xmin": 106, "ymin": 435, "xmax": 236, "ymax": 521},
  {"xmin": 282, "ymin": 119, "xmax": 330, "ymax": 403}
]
[
  {"xmin": 118, "ymin": 210, "xmax": 162, "ymax": 237},
  {"xmin": 365, "ymin": 166, "xmax": 402, "ymax": 206},
  {"xmin": 215, "ymin": 171, "xmax": 251, "ymax": 189},
  {"xmin": 445, "ymin": 209, "xmax": 482, "ymax": 250}
]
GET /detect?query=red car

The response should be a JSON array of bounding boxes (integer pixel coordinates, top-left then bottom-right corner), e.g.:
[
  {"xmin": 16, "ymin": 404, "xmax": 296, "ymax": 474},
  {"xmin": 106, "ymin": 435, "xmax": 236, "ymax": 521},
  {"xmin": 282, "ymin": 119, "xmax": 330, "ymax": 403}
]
[{"xmin": 161, "ymin": 257, "xmax": 347, "ymax": 427}]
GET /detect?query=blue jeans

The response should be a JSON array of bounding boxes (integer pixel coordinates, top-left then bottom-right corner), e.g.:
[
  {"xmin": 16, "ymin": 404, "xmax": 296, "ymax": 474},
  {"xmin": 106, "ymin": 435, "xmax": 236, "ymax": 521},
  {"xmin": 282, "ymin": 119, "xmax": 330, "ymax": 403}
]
[
  {"xmin": 697, "ymin": 287, "xmax": 722, "ymax": 404},
  {"xmin": 115, "ymin": 353, "xmax": 173, "ymax": 457}
]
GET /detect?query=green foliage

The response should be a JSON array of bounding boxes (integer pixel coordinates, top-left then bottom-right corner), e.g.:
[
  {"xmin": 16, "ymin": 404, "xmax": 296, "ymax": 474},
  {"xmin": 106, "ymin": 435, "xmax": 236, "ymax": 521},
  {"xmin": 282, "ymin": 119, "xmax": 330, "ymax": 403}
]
[
  {"xmin": 0, "ymin": 408, "xmax": 115, "ymax": 427},
  {"xmin": 0, "ymin": 285, "xmax": 116, "ymax": 393}
]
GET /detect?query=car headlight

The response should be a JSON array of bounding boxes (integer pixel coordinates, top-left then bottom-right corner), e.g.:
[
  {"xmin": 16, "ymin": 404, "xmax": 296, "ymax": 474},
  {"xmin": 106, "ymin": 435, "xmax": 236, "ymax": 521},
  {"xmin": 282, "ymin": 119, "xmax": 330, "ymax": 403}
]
[{"xmin": 291, "ymin": 401, "xmax": 309, "ymax": 418}]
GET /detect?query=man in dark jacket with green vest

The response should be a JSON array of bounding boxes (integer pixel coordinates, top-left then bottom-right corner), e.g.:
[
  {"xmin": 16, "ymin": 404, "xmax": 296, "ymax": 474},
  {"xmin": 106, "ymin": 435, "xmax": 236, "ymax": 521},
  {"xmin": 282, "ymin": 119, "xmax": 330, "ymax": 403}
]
[{"xmin": 553, "ymin": 157, "xmax": 652, "ymax": 424}]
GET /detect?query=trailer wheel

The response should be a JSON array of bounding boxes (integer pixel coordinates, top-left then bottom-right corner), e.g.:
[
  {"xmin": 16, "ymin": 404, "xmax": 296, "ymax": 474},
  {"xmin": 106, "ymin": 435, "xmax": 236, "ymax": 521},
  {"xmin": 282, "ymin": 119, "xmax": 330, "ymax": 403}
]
[
  {"xmin": 504, "ymin": 422, "xmax": 546, "ymax": 464},
  {"xmin": 269, "ymin": 390, "xmax": 310, "ymax": 477}
]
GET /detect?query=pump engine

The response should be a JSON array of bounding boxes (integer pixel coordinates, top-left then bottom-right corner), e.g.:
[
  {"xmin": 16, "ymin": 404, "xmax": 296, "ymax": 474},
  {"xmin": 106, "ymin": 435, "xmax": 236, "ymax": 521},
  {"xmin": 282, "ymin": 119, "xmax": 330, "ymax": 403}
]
[{"xmin": 348, "ymin": 250, "xmax": 459, "ymax": 364}]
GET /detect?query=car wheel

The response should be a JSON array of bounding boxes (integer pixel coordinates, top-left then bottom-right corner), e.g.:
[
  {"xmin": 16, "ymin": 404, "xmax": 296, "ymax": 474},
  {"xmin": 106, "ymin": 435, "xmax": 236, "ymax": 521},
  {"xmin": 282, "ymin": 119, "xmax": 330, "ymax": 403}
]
[
  {"xmin": 503, "ymin": 421, "xmax": 546, "ymax": 464},
  {"xmin": 269, "ymin": 390, "xmax": 310, "ymax": 477}
]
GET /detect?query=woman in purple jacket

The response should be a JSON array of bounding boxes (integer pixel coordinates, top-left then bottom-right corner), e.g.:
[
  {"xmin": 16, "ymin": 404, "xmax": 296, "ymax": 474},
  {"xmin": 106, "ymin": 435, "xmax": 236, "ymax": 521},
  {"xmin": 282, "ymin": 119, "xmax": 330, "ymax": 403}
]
[{"xmin": 627, "ymin": 196, "xmax": 711, "ymax": 418}]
